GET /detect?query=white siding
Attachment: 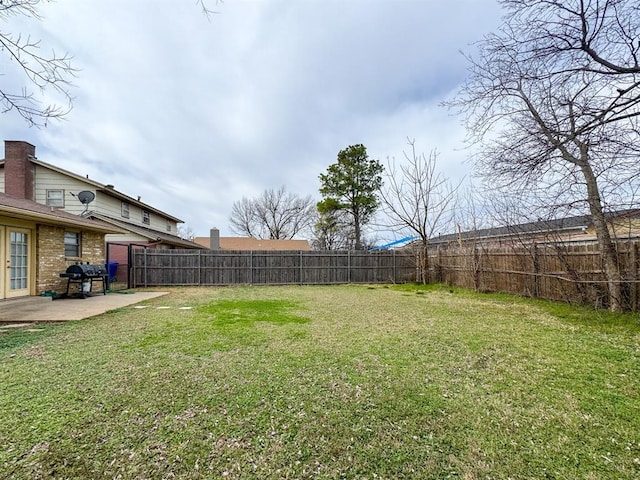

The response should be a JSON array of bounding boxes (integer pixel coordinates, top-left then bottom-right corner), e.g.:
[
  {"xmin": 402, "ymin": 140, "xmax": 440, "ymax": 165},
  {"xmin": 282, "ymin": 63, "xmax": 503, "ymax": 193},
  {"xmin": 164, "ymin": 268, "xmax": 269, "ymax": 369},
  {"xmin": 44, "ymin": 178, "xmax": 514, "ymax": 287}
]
[
  {"xmin": 34, "ymin": 166, "xmax": 96, "ymax": 214},
  {"xmin": 95, "ymin": 191, "xmax": 127, "ymax": 219},
  {"xmin": 0, "ymin": 169, "xmax": 4, "ymax": 192},
  {"xmin": 96, "ymin": 192, "xmax": 177, "ymax": 232},
  {"xmin": 10, "ymin": 164, "xmax": 182, "ymax": 242}
]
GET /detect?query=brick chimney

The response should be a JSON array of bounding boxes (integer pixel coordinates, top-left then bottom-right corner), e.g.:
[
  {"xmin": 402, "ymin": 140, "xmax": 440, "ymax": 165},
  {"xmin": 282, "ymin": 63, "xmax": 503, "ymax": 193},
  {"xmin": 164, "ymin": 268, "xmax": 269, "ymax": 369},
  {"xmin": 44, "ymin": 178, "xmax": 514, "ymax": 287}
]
[{"xmin": 4, "ymin": 140, "xmax": 36, "ymax": 200}]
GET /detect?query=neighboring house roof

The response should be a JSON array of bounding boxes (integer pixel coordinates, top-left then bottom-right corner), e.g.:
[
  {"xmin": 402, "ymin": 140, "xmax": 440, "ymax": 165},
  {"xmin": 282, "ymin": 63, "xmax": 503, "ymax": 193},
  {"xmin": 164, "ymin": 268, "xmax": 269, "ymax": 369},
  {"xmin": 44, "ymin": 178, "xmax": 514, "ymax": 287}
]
[
  {"xmin": 428, "ymin": 209, "xmax": 640, "ymax": 246},
  {"xmin": 0, "ymin": 157, "xmax": 183, "ymax": 223},
  {"xmin": 0, "ymin": 193, "xmax": 121, "ymax": 233},
  {"xmin": 194, "ymin": 236, "xmax": 311, "ymax": 251},
  {"xmin": 194, "ymin": 237, "xmax": 209, "ymax": 248},
  {"xmin": 90, "ymin": 213, "xmax": 206, "ymax": 249}
]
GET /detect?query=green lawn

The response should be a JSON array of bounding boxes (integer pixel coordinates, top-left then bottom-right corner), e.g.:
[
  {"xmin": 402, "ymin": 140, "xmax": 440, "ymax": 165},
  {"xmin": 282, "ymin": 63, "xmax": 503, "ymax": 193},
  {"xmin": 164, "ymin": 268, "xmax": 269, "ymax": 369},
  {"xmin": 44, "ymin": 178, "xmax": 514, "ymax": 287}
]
[{"xmin": 1, "ymin": 284, "xmax": 639, "ymax": 479}]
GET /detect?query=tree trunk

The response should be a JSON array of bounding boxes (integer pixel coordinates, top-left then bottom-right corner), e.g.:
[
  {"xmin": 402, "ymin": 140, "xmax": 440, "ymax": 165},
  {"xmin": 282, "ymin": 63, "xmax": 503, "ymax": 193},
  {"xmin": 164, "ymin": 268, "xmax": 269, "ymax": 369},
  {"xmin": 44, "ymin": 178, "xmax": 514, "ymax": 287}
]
[
  {"xmin": 580, "ymin": 162, "xmax": 623, "ymax": 311},
  {"xmin": 354, "ymin": 212, "xmax": 362, "ymax": 251},
  {"xmin": 421, "ymin": 243, "xmax": 429, "ymax": 284},
  {"xmin": 354, "ymin": 225, "xmax": 362, "ymax": 250}
]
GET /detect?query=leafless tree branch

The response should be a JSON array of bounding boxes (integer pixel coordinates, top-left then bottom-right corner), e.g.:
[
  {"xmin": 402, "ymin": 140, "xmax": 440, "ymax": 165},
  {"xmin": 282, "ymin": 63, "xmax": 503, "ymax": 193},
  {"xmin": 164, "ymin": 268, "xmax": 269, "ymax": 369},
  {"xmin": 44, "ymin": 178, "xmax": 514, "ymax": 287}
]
[
  {"xmin": 0, "ymin": 0, "xmax": 77, "ymax": 126},
  {"xmin": 196, "ymin": 0, "xmax": 222, "ymax": 21}
]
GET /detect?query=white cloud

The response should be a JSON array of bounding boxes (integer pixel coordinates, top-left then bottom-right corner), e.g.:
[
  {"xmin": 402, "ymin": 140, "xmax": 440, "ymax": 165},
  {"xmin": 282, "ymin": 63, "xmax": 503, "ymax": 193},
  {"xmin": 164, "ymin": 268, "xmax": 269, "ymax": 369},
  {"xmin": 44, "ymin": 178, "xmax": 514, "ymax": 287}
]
[{"xmin": 0, "ymin": 0, "xmax": 503, "ymax": 237}]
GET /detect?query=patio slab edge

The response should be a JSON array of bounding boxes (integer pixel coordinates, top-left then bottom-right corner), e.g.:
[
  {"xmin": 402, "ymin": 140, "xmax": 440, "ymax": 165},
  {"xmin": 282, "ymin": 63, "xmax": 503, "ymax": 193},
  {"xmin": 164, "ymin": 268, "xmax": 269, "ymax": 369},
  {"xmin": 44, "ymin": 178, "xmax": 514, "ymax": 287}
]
[{"xmin": 0, "ymin": 291, "xmax": 169, "ymax": 322}]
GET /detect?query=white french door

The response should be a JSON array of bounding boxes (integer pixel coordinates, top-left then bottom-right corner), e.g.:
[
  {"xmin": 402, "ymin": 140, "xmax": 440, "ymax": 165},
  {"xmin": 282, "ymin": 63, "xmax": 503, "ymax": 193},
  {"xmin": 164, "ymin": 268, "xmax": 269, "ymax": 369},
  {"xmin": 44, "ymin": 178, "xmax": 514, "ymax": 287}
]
[{"xmin": 4, "ymin": 227, "xmax": 31, "ymax": 298}]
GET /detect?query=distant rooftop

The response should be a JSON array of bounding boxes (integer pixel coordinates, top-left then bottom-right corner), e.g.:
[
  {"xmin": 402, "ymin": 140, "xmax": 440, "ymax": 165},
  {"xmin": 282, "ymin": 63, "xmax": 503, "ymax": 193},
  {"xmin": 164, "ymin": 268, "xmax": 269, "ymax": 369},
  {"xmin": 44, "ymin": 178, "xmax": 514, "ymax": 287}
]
[{"xmin": 194, "ymin": 236, "xmax": 311, "ymax": 251}]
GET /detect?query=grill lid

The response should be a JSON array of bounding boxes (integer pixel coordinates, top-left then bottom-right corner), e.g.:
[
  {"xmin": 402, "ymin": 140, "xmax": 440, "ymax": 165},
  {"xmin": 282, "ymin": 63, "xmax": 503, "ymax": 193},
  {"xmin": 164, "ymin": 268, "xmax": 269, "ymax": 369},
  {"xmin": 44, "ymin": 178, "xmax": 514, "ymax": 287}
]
[{"xmin": 65, "ymin": 264, "xmax": 107, "ymax": 276}]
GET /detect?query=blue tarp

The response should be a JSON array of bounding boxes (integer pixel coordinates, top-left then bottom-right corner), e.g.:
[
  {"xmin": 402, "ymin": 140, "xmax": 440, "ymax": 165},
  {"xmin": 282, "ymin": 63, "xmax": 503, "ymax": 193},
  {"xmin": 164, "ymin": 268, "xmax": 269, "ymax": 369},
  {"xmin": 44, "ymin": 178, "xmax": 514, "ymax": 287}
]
[{"xmin": 370, "ymin": 236, "xmax": 418, "ymax": 251}]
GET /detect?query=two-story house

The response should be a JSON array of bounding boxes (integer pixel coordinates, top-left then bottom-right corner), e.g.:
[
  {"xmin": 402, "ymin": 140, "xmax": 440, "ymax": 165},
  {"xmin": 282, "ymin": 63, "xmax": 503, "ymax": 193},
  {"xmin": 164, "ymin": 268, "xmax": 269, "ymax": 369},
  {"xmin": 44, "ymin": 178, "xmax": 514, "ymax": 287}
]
[
  {"xmin": 0, "ymin": 140, "xmax": 202, "ymax": 250},
  {"xmin": 0, "ymin": 140, "xmax": 203, "ymax": 289}
]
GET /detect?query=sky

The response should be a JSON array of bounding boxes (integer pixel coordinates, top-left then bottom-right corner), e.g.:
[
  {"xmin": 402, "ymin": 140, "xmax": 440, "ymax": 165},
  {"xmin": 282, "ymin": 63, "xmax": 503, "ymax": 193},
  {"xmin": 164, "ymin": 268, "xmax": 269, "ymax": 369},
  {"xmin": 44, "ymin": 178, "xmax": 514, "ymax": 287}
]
[{"xmin": 0, "ymin": 0, "xmax": 504, "ymax": 240}]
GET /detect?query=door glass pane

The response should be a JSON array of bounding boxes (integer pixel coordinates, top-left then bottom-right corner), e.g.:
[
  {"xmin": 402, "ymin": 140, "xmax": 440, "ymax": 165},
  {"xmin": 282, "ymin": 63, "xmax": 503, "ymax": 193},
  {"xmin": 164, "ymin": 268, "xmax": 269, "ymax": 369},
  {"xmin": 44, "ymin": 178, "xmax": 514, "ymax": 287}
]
[{"xmin": 10, "ymin": 231, "xmax": 28, "ymax": 290}]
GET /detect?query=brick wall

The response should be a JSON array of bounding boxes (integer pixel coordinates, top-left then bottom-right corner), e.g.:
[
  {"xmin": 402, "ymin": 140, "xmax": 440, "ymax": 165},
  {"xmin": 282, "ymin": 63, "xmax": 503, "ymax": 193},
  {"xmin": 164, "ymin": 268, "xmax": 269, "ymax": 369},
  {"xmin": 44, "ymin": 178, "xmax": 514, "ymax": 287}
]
[
  {"xmin": 81, "ymin": 231, "xmax": 106, "ymax": 264},
  {"xmin": 4, "ymin": 141, "xmax": 36, "ymax": 200},
  {"xmin": 36, "ymin": 225, "xmax": 66, "ymax": 293},
  {"xmin": 36, "ymin": 225, "xmax": 106, "ymax": 294}
]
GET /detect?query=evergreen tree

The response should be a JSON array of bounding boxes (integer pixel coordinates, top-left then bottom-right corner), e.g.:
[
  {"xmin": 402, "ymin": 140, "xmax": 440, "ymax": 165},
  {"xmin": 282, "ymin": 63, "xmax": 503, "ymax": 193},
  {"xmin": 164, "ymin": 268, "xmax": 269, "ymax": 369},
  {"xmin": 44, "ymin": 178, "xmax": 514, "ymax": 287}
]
[{"xmin": 318, "ymin": 144, "xmax": 383, "ymax": 250}]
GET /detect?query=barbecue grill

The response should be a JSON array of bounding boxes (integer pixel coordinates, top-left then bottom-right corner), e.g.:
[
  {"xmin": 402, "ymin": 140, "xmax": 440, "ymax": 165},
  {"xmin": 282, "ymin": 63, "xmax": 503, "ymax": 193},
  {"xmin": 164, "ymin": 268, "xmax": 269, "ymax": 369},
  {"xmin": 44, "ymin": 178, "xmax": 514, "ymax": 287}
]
[{"xmin": 59, "ymin": 263, "xmax": 108, "ymax": 298}]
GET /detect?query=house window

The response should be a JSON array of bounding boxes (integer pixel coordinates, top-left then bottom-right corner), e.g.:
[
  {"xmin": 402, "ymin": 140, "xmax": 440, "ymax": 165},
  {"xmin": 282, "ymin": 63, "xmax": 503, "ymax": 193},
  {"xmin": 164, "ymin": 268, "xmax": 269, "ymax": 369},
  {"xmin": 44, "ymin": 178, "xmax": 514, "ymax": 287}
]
[
  {"xmin": 142, "ymin": 210, "xmax": 150, "ymax": 225},
  {"xmin": 166, "ymin": 220, "xmax": 172, "ymax": 232},
  {"xmin": 64, "ymin": 231, "xmax": 81, "ymax": 257},
  {"xmin": 121, "ymin": 202, "xmax": 130, "ymax": 218},
  {"xmin": 46, "ymin": 189, "xmax": 64, "ymax": 207}
]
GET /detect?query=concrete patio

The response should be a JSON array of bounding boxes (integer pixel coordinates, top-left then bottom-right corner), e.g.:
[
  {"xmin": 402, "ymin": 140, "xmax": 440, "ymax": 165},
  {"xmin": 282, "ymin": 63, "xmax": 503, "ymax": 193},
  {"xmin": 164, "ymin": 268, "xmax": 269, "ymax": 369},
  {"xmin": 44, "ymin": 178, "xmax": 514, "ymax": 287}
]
[{"xmin": 0, "ymin": 291, "xmax": 169, "ymax": 322}]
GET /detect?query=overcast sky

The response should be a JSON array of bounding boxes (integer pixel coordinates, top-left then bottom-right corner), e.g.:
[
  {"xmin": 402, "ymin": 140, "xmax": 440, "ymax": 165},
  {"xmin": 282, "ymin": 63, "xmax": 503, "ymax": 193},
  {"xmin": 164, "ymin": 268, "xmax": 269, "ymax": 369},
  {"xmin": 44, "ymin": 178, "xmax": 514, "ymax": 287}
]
[{"xmin": 1, "ymin": 0, "xmax": 504, "ymax": 240}]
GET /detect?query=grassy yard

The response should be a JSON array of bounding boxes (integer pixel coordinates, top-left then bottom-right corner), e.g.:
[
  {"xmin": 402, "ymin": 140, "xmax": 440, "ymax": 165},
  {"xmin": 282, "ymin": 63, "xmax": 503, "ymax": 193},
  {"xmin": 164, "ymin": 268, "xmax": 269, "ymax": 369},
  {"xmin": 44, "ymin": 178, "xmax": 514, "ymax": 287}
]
[{"xmin": 1, "ymin": 284, "xmax": 639, "ymax": 479}]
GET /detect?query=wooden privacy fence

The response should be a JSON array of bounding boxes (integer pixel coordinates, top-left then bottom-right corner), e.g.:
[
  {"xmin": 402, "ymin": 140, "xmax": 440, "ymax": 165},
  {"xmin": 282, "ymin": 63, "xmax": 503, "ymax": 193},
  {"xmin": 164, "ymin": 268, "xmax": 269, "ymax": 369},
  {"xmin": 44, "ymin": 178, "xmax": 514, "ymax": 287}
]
[
  {"xmin": 131, "ymin": 249, "xmax": 417, "ymax": 287},
  {"xmin": 427, "ymin": 240, "xmax": 640, "ymax": 311}
]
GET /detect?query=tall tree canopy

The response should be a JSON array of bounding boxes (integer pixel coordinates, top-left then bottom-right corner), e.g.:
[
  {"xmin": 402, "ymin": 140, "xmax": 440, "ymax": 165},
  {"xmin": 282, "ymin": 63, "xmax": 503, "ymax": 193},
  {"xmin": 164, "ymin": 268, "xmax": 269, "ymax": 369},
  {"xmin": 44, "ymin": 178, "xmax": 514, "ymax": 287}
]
[
  {"xmin": 450, "ymin": 0, "xmax": 640, "ymax": 311},
  {"xmin": 318, "ymin": 144, "xmax": 384, "ymax": 250}
]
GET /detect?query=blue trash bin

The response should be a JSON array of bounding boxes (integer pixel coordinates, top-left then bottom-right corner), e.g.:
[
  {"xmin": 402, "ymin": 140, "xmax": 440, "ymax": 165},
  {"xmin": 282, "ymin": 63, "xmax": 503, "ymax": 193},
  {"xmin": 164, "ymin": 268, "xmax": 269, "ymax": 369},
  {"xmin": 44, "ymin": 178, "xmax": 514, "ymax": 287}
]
[{"xmin": 107, "ymin": 262, "xmax": 119, "ymax": 282}]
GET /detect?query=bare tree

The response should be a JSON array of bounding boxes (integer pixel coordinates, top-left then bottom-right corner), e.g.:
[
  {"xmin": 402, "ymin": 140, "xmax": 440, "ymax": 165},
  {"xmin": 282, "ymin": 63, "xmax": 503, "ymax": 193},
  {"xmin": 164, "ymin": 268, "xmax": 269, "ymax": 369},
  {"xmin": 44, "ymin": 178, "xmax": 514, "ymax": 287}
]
[
  {"xmin": 449, "ymin": 0, "xmax": 640, "ymax": 311},
  {"xmin": 311, "ymin": 210, "xmax": 350, "ymax": 250},
  {"xmin": 0, "ymin": 0, "xmax": 77, "ymax": 126},
  {"xmin": 379, "ymin": 140, "xmax": 459, "ymax": 282},
  {"xmin": 177, "ymin": 224, "xmax": 196, "ymax": 241},
  {"xmin": 229, "ymin": 186, "xmax": 315, "ymax": 240},
  {"xmin": 229, "ymin": 197, "xmax": 257, "ymax": 237}
]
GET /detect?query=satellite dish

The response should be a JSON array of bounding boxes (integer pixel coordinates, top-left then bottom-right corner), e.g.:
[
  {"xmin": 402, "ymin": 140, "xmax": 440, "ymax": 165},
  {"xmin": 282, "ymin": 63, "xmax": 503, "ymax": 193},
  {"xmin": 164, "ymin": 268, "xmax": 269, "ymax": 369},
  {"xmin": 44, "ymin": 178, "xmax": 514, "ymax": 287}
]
[
  {"xmin": 77, "ymin": 191, "xmax": 95, "ymax": 205},
  {"xmin": 75, "ymin": 190, "xmax": 95, "ymax": 216}
]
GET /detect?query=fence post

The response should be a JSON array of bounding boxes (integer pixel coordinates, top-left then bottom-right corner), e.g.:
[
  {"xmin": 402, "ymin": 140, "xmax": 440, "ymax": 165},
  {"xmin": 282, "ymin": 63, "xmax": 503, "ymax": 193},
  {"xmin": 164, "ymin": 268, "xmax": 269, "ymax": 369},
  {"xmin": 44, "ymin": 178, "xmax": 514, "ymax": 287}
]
[
  {"xmin": 473, "ymin": 244, "xmax": 480, "ymax": 291},
  {"xmin": 348, "ymin": 251, "xmax": 351, "ymax": 283},
  {"xmin": 393, "ymin": 249, "xmax": 396, "ymax": 284},
  {"xmin": 143, "ymin": 247, "xmax": 148, "ymax": 288},
  {"xmin": 532, "ymin": 242, "xmax": 539, "ymax": 298},
  {"xmin": 630, "ymin": 242, "xmax": 638, "ymax": 312},
  {"xmin": 299, "ymin": 250, "xmax": 303, "ymax": 285},
  {"xmin": 127, "ymin": 244, "xmax": 133, "ymax": 289},
  {"xmin": 249, "ymin": 251, "xmax": 253, "ymax": 285}
]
